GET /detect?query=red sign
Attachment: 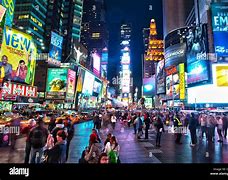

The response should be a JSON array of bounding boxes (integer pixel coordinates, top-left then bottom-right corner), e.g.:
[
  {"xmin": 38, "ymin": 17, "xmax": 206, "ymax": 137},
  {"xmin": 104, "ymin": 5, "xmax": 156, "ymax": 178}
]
[
  {"xmin": 165, "ymin": 66, "xmax": 177, "ymax": 76},
  {"xmin": 2, "ymin": 82, "xmax": 37, "ymax": 98}
]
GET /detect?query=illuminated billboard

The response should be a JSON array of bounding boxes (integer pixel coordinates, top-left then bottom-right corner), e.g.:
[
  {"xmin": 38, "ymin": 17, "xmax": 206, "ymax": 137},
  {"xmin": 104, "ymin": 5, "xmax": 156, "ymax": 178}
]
[
  {"xmin": 76, "ymin": 67, "xmax": 85, "ymax": 92},
  {"xmin": 187, "ymin": 60, "xmax": 210, "ymax": 86},
  {"xmin": 211, "ymin": 3, "xmax": 228, "ymax": 57},
  {"xmin": 179, "ymin": 63, "xmax": 185, "ymax": 100},
  {"xmin": 101, "ymin": 47, "xmax": 108, "ymax": 64},
  {"xmin": 0, "ymin": 0, "xmax": 15, "ymax": 27},
  {"xmin": 186, "ymin": 24, "xmax": 208, "ymax": 64},
  {"xmin": 156, "ymin": 60, "xmax": 165, "ymax": 94},
  {"xmin": 71, "ymin": 40, "xmax": 88, "ymax": 67},
  {"xmin": 93, "ymin": 79, "xmax": 102, "ymax": 95},
  {"xmin": 0, "ymin": 5, "xmax": 6, "ymax": 22},
  {"xmin": 66, "ymin": 69, "xmax": 76, "ymax": 98},
  {"xmin": 82, "ymin": 71, "xmax": 95, "ymax": 95},
  {"xmin": 188, "ymin": 64, "xmax": 228, "ymax": 104},
  {"xmin": 166, "ymin": 72, "xmax": 179, "ymax": 100},
  {"xmin": 92, "ymin": 52, "xmax": 100, "ymax": 76},
  {"xmin": 48, "ymin": 32, "xmax": 63, "ymax": 66},
  {"xmin": 143, "ymin": 76, "xmax": 156, "ymax": 97},
  {"xmin": 121, "ymin": 52, "xmax": 130, "ymax": 64},
  {"xmin": 46, "ymin": 68, "xmax": 67, "ymax": 93},
  {"xmin": 0, "ymin": 27, "xmax": 37, "ymax": 85},
  {"xmin": 165, "ymin": 43, "xmax": 186, "ymax": 68},
  {"xmin": 216, "ymin": 65, "xmax": 228, "ymax": 87}
]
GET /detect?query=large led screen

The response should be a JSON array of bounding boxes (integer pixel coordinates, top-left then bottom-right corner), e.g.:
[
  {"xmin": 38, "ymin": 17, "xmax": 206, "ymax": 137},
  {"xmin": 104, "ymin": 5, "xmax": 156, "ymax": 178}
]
[
  {"xmin": 188, "ymin": 64, "xmax": 228, "ymax": 104},
  {"xmin": 92, "ymin": 52, "xmax": 100, "ymax": 76},
  {"xmin": 82, "ymin": 71, "xmax": 95, "ymax": 95},
  {"xmin": 0, "ymin": 0, "xmax": 15, "ymax": 27},
  {"xmin": 143, "ymin": 76, "xmax": 156, "ymax": 97},
  {"xmin": 211, "ymin": 3, "xmax": 228, "ymax": 57},
  {"xmin": 156, "ymin": 60, "xmax": 165, "ymax": 94}
]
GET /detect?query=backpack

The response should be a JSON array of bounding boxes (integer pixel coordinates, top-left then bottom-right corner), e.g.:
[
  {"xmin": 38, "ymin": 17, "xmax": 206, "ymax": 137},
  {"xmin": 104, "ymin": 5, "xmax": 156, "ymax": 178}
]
[
  {"xmin": 108, "ymin": 150, "xmax": 118, "ymax": 163},
  {"xmin": 30, "ymin": 128, "xmax": 46, "ymax": 148}
]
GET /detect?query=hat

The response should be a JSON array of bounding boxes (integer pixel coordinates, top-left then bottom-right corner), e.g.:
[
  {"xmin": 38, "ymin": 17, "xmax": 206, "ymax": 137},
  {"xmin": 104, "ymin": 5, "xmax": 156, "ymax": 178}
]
[
  {"xmin": 28, "ymin": 119, "xmax": 36, "ymax": 126},
  {"xmin": 90, "ymin": 133, "xmax": 97, "ymax": 143}
]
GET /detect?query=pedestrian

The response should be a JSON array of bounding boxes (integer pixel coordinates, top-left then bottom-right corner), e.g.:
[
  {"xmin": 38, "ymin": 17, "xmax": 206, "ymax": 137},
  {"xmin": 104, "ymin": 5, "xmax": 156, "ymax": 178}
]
[
  {"xmin": 189, "ymin": 113, "xmax": 198, "ymax": 147},
  {"xmin": 154, "ymin": 116, "xmax": 164, "ymax": 147},
  {"xmin": 28, "ymin": 118, "xmax": 49, "ymax": 163},
  {"xmin": 51, "ymin": 118, "xmax": 65, "ymax": 144},
  {"xmin": 144, "ymin": 112, "xmax": 150, "ymax": 139},
  {"xmin": 216, "ymin": 116, "xmax": 223, "ymax": 143},
  {"xmin": 137, "ymin": 113, "xmax": 143, "ymax": 139},
  {"xmin": 104, "ymin": 133, "xmax": 112, "ymax": 146},
  {"xmin": 98, "ymin": 152, "xmax": 109, "ymax": 164},
  {"xmin": 222, "ymin": 113, "xmax": 228, "ymax": 139},
  {"xmin": 104, "ymin": 136, "xmax": 120, "ymax": 163},
  {"xmin": 21, "ymin": 119, "xmax": 36, "ymax": 163},
  {"xmin": 45, "ymin": 130, "xmax": 67, "ymax": 163},
  {"xmin": 199, "ymin": 113, "xmax": 207, "ymax": 139},
  {"xmin": 173, "ymin": 114, "xmax": 182, "ymax": 144},
  {"xmin": 133, "ymin": 113, "xmax": 137, "ymax": 134},
  {"xmin": 111, "ymin": 114, "xmax": 117, "ymax": 130}
]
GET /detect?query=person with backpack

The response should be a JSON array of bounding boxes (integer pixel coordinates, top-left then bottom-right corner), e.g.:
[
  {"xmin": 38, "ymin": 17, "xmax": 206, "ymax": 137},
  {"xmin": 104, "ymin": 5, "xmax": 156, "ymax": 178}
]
[
  {"xmin": 84, "ymin": 133, "xmax": 103, "ymax": 163},
  {"xmin": 28, "ymin": 118, "xmax": 49, "ymax": 163},
  {"xmin": 21, "ymin": 119, "xmax": 36, "ymax": 163},
  {"xmin": 45, "ymin": 130, "xmax": 67, "ymax": 163}
]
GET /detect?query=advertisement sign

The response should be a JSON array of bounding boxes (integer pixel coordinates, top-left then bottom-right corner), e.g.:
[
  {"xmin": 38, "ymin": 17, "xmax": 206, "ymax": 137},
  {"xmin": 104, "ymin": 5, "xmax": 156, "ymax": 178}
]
[
  {"xmin": 216, "ymin": 65, "xmax": 228, "ymax": 87},
  {"xmin": 188, "ymin": 64, "xmax": 228, "ymax": 104},
  {"xmin": 2, "ymin": 81, "xmax": 37, "ymax": 98},
  {"xmin": 211, "ymin": 3, "xmax": 228, "ymax": 57},
  {"xmin": 0, "ymin": 5, "xmax": 6, "ymax": 22},
  {"xmin": 186, "ymin": 24, "xmax": 208, "ymax": 64},
  {"xmin": 71, "ymin": 40, "xmax": 88, "ymax": 67},
  {"xmin": 82, "ymin": 71, "xmax": 95, "ymax": 95},
  {"xmin": 93, "ymin": 80, "xmax": 102, "ymax": 94},
  {"xmin": 187, "ymin": 60, "xmax": 209, "ymax": 85},
  {"xmin": 92, "ymin": 52, "xmax": 100, "ymax": 76},
  {"xmin": 166, "ymin": 72, "xmax": 179, "ymax": 100},
  {"xmin": 0, "ymin": 0, "xmax": 15, "ymax": 27},
  {"xmin": 165, "ymin": 43, "xmax": 186, "ymax": 68},
  {"xmin": 145, "ymin": 97, "xmax": 153, "ymax": 109},
  {"xmin": 156, "ymin": 60, "xmax": 165, "ymax": 94},
  {"xmin": 66, "ymin": 69, "xmax": 76, "ymax": 98},
  {"xmin": 48, "ymin": 32, "xmax": 63, "ymax": 66},
  {"xmin": 179, "ymin": 63, "xmax": 185, "ymax": 100},
  {"xmin": 101, "ymin": 47, "xmax": 108, "ymax": 64},
  {"xmin": 0, "ymin": 27, "xmax": 37, "ymax": 85},
  {"xmin": 0, "ymin": 101, "xmax": 12, "ymax": 111},
  {"xmin": 46, "ymin": 68, "xmax": 67, "ymax": 93},
  {"xmin": 76, "ymin": 67, "xmax": 85, "ymax": 92},
  {"xmin": 143, "ymin": 76, "xmax": 156, "ymax": 97}
]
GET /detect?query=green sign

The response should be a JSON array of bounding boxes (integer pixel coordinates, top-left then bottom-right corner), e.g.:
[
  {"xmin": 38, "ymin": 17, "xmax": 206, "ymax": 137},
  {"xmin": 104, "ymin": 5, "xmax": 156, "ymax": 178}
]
[
  {"xmin": 0, "ymin": 0, "xmax": 15, "ymax": 27},
  {"xmin": 46, "ymin": 68, "xmax": 68, "ymax": 93}
]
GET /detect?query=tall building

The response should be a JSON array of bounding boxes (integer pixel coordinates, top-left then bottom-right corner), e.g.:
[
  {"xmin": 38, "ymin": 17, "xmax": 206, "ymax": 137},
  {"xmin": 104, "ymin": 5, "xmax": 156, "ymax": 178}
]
[
  {"xmin": 163, "ymin": 0, "xmax": 195, "ymax": 38},
  {"xmin": 81, "ymin": 0, "xmax": 109, "ymax": 72},
  {"xmin": 13, "ymin": 0, "xmax": 48, "ymax": 53},
  {"xmin": 45, "ymin": 0, "xmax": 83, "ymax": 61},
  {"xmin": 143, "ymin": 19, "xmax": 164, "ymax": 78},
  {"xmin": 119, "ymin": 23, "xmax": 132, "ymax": 103}
]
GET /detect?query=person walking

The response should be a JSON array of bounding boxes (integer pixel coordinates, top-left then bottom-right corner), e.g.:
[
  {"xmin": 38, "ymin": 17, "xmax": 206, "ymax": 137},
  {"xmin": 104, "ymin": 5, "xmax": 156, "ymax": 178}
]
[
  {"xmin": 144, "ymin": 112, "xmax": 150, "ymax": 139},
  {"xmin": 28, "ymin": 118, "xmax": 49, "ymax": 163},
  {"xmin": 199, "ymin": 113, "xmax": 207, "ymax": 139},
  {"xmin": 216, "ymin": 116, "xmax": 223, "ymax": 143},
  {"xmin": 21, "ymin": 119, "xmax": 36, "ymax": 163},
  {"xmin": 189, "ymin": 113, "xmax": 198, "ymax": 147},
  {"xmin": 173, "ymin": 114, "xmax": 182, "ymax": 144},
  {"xmin": 111, "ymin": 114, "xmax": 117, "ymax": 130},
  {"xmin": 222, "ymin": 113, "xmax": 228, "ymax": 139},
  {"xmin": 154, "ymin": 116, "xmax": 164, "ymax": 147}
]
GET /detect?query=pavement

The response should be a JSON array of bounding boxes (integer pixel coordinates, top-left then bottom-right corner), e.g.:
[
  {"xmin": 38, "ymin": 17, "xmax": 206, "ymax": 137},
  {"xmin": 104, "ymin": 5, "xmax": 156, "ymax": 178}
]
[{"xmin": 0, "ymin": 120, "xmax": 228, "ymax": 163}]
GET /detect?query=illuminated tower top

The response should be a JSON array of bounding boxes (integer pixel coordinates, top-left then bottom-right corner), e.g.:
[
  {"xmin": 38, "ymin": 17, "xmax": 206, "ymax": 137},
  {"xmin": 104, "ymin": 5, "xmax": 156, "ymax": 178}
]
[{"xmin": 150, "ymin": 19, "xmax": 157, "ymax": 37}]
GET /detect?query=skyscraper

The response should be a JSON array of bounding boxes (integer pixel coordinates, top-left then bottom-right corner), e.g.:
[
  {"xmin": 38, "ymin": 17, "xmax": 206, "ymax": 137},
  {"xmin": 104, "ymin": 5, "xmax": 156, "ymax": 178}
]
[
  {"xmin": 13, "ymin": 0, "xmax": 48, "ymax": 53},
  {"xmin": 81, "ymin": 0, "xmax": 108, "ymax": 71}
]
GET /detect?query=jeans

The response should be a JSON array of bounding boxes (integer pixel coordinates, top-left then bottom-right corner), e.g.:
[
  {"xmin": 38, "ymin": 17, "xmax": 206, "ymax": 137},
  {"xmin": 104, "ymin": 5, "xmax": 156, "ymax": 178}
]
[
  {"xmin": 223, "ymin": 124, "xmax": 228, "ymax": 138},
  {"xmin": 145, "ymin": 125, "xmax": 149, "ymax": 139},
  {"xmin": 156, "ymin": 132, "xmax": 162, "ymax": 145},
  {"xmin": 112, "ymin": 122, "xmax": 116, "ymax": 130},
  {"xmin": 133, "ymin": 124, "xmax": 137, "ymax": 134},
  {"xmin": 30, "ymin": 147, "xmax": 44, "ymax": 163},
  {"xmin": 201, "ymin": 126, "xmax": 207, "ymax": 138},
  {"xmin": 217, "ymin": 128, "xmax": 223, "ymax": 141},
  {"xmin": 190, "ymin": 129, "xmax": 197, "ymax": 144},
  {"xmin": 24, "ymin": 141, "xmax": 31, "ymax": 163}
]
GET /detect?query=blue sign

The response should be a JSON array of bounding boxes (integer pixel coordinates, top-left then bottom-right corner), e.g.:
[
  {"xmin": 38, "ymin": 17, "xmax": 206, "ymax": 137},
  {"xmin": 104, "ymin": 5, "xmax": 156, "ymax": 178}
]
[
  {"xmin": 48, "ymin": 32, "xmax": 63, "ymax": 65},
  {"xmin": 211, "ymin": 3, "xmax": 228, "ymax": 57},
  {"xmin": 143, "ymin": 76, "xmax": 156, "ymax": 97},
  {"xmin": 187, "ymin": 60, "xmax": 209, "ymax": 85}
]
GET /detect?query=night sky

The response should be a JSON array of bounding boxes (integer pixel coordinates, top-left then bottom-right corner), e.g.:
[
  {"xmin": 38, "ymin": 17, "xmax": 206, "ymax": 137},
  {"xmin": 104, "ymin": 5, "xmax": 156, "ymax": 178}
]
[{"xmin": 105, "ymin": 0, "xmax": 163, "ymax": 96}]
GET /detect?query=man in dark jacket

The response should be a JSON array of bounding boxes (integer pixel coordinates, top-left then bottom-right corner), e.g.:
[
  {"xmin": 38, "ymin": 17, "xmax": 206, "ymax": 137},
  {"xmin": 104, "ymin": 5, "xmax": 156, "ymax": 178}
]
[
  {"xmin": 144, "ymin": 112, "xmax": 150, "ymax": 139},
  {"xmin": 28, "ymin": 118, "xmax": 49, "ymax": 163},
  {"xmin": 222, "ymin": 114, "xmax": 228, "ymax": 138},
  {"xmin": 189, "ymin": 113, "xmax": 198, "ymax": 146}
]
